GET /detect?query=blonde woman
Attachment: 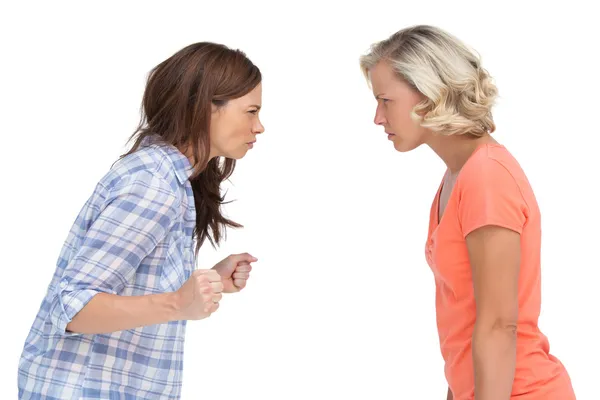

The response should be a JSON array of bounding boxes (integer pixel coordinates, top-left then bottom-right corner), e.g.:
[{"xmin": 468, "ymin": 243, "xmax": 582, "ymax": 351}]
[{"xmin": 359, "ymin": 25, "xmax": 575, "ymax": 399}]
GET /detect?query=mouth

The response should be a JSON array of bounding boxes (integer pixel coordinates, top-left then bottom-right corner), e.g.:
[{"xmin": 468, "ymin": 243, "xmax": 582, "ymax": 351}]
[
  {"xmin": 386, "ymin": 132, "xmax": 395, "ymax": 140},
  {"xmin": 247, "ymin": 141, "xmax": 256, "ymax": 149}
]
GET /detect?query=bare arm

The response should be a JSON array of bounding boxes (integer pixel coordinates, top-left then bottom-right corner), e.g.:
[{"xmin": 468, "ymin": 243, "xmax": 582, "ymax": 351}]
[
  {"xmin": 67, "ymin": 269, "xmax": 223, "ymax": 334},
  {"xmin": 467, "ymin": 225, "xmax": 520, "ymax": 400},
  {"xmin": 67, "ymin": 292, "xmax": 179, "ymax": 334},
  {"xmin": 51, "ymin": 171, "xmax": 221, "ymax": 335}
]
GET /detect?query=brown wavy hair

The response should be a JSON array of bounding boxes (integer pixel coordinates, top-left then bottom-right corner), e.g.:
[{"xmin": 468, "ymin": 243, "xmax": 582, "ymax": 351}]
[{"xmin": 122, "ymin": 42, "xmax": 261, "ymax": 252}]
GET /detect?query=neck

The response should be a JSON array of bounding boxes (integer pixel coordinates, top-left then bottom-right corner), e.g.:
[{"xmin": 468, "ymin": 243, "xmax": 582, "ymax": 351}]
[
  {"xmin": 177, "ymin": 144, "xmax": 219, "ymax": 173},
  {"xmin": 426, "ymin": 133, "xmax": 497, "ymax": 174}
]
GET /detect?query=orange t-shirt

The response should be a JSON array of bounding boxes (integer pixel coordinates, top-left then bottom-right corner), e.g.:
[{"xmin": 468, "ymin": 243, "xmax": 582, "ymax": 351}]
[{"xmin": 425, "ymin": 143, "xmax": 575, "ymax": 400}]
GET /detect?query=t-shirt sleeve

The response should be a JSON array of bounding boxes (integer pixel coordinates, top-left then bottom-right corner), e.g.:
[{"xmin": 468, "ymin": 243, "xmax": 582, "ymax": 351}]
[{"xmin": 457, "ymin": 158, "xmax": 528, "ymax": 237}]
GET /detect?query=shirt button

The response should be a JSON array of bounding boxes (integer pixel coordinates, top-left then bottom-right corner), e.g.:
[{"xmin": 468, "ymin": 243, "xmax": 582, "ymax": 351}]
[{"xmin": 60, "ymin": 280, "xmax": 68, "ymax": 289}]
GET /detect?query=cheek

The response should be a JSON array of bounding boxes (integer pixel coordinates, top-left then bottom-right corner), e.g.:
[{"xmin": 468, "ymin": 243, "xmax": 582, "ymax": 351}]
[
  {"xmin": 386, "ymin": 104, "xmax": 407, "ymax": 129},
  {"xmin": 229, "ymin": 119, "xmax": 251, "ymax": 142},
  {"xmin": 215, "ymin": 117, "xmax": 245, "ymax": 144}
]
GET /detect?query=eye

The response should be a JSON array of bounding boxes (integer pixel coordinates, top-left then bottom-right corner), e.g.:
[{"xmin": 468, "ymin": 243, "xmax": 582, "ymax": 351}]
[{"xmin": 248, "ymin": 109, "xmax": 259, "ymax": 115}]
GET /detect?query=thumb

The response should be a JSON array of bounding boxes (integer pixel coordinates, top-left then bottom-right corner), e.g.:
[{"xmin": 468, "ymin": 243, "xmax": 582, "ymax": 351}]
[{"xmin": 230, "ymin": 253, "xmax": 258, "ymax": 264}]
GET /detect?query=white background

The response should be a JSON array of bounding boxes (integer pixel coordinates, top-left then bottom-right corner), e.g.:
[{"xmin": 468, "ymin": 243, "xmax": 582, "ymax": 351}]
[{"xmin": 1, "ymin": 0, "xmax": 598, "ymax": 398}]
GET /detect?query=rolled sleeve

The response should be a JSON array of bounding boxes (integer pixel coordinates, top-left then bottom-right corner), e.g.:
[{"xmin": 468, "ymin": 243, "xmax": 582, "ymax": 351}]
[
  {"xmin": 50, "ymin": 283, "xmax": 104, "ymax": 335},
  {"xmin": 49, "ymin": 170, "xmax": 179, "ymax": 335}
]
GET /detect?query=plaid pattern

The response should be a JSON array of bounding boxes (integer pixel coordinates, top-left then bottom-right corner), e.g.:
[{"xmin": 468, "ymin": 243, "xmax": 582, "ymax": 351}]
[{"xmin": 18, "ymin": 137, "xmax": 196, "ymax": 399}]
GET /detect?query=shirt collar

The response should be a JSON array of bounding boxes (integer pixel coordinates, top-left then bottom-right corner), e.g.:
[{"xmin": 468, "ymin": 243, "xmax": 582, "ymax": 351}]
[{"xmin": 141, "ymin": 134, "xmax": 194, "ymax": 185}]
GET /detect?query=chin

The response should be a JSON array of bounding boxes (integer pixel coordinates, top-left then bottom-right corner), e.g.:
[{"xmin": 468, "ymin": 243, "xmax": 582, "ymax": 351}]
[
  {"xmin": 393, "ymin": 141, "xmax": 420, "ymax": 153},
  {"xmin": 224, "ymin": 149, "xmax": 249, "ymax": 160}
]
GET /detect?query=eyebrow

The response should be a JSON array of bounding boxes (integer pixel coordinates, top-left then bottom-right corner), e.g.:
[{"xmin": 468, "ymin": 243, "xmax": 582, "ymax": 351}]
[
  {"xmin": 375, "ymin": 93, "xmax": 386, "ymax": 99},
  {"xmin": 249, "ymin": 104, "xmax": 262, "ymax": 110}
]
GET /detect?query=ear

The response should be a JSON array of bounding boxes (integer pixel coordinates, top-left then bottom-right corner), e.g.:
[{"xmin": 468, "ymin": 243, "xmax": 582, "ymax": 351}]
[{"xmin": 411, "ymin": 103, "xmax": 426, "ymax": 119}]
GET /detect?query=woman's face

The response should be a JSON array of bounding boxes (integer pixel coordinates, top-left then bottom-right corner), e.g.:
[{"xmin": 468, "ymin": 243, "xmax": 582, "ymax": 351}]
[
  {"xmin": 368, "ymin": 62, "xmax": 430, "ymax": 152},
  {"xmin": 210, "ymin": 83, "xmax": 264, "ymax": 160}
]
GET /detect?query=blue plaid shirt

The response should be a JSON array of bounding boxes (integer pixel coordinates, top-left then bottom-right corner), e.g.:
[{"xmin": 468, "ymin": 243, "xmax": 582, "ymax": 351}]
[{"xmin": 19, "ymin": 137, "xmax": 196, "ymax": 399}]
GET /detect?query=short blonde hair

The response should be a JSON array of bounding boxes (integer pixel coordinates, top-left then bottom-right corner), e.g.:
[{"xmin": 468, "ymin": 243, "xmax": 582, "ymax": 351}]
[{"xmin": 360, "ymin": 25, "xmax": 498, "ymax": 137}]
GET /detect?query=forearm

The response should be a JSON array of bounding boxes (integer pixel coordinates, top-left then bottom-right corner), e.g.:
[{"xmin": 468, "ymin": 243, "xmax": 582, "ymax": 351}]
[
  {"xmin": 66, "ymin": 292, "xmax": 181, "ymax": 334},
  {"xmin": 472, "ymin": 324, "xmax": 517, "ymax": 400}
]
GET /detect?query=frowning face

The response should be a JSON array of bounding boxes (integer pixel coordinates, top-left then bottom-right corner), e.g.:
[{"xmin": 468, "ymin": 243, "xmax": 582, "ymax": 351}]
[
  {"xmin": 369, "ymin": 62, "xmax": 429, "ymax": 152},
  {"xmin": 210, "ymin": 83, "xmax": 264, "ymax": 159}
]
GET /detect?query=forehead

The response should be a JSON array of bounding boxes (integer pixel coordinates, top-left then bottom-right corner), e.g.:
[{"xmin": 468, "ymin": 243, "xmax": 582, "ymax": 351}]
[
  {"xmin": 368, "ymin": 61, "xmax": 399, "ymax": 91},
  {"xmin": 226, "ymin": 83, "xmax": 262, "ymax": 109},
  {"xmin": 368, "ymin": 62, "xmax": 420, "ymax": 101},
  {"xmin": 243, "ymin": 83, "xmax": 262, "ymax": 102}
]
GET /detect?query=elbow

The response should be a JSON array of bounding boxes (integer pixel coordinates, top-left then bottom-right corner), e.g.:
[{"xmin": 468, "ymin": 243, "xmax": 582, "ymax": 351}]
[
  {"xmin": 472, "ymin": 317, "xmax": 518, "ymax": 368},
  {"xmin": 474, "ymin": 316, "xmax": 518, "ymax": 340},
  {"xmin": 65, "ymin": 316, "xmax": 83, "ymax": 334},
  {"xmin": 49, "ymin": 282, "xmax": 100, "ymax": 336},
  {"xmin": 492, "ymin": 318, "xmax": 518, "ymax": 335}
]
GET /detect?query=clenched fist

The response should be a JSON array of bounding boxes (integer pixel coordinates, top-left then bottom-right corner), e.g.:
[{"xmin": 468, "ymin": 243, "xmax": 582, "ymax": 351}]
[
  {"xmin": 174, "ymin": 269, "xmax": 224, "ymax": 320},
  {"xmin": 212, "ymin": 253, "xmax": 257, "ymax": 293}
]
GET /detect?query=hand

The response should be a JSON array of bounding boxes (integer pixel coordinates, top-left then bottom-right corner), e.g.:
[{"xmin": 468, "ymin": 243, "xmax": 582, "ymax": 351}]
[
  {"xmin": 212, "ymin": 253, "xmax": 257, "ymax": 293},
  {"xmin": 174, "ymin": 269, "xmax": 224, "ymax": 320}
]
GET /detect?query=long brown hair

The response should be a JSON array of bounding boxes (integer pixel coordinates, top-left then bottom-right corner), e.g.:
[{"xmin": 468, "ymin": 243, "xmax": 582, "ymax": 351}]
[{"xmin": 122, "ymin": 42, "xmax": 261, "ymax": 252}]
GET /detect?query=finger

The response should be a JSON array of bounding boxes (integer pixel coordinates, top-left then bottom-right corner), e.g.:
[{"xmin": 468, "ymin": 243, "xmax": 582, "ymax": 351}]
[
  {"xmin": 235, "ymin": 264, "xmax": 252, "ymax": 273},
  {"xmin": 211, "ymin": 281, "xmax": 224, "ymax": 293},
  {"xmin": 203, "ymin": 296, "xmax": 214, "ymax": 313},
  {"xmin": 212, "ymin": 293, "xmax": 222, "ymax": 303},
  {"xmin": 233, "ymin": 272, "xmax": 250, "ymax": 280},
  {"xmin": 195, "ymin": 273, "xmax": 209, "ymax": 285},
  {"xmin": 198, "ymin": 269, "xmax": 222, "ymax": 282},
  {"xmin": 201, "ymin": 290, "xmax": 214, "ymax": 304},
  {"xmin": 204, "ymin": 301, "xmax": 219, "ymax": 314},
  {"xmin": 196, "ymin": 275, "xmax": 212, "ymax": 292},
  {"xmin": 233, "ymin": 279, "xmax": 247, "ymax": 289},
  {"xmin": 230, "ymin": 253, "xmax": 258, "ymax": 264},
  {"xmin": 200, "ymin": 284, "xmax": 213, "ymax": 294}
]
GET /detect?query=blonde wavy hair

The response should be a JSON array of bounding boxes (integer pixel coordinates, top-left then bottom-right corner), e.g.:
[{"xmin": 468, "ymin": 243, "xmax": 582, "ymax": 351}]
[{"xmin": 360, "ymin": 25, "xmax": 498, "ymax": 137}]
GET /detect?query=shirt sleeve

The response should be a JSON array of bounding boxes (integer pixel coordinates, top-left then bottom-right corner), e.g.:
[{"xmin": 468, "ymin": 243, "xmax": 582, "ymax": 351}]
[
  {"xmin": 457, "ymin": 158, "xmax": 529, "ymax": 238},
  {"xmin": 49, "ymin": 170, "xmax": 179, "ymax": 335}
]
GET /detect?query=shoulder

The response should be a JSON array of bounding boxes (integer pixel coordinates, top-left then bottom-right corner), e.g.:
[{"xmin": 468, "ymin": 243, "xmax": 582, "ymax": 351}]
[
  {"xmin": 454, "ymin": 144, "xmax": 534, "ymax": 236},
  {"xmin": 90, "ymin": 145, "xmax": 188, "ymax": 216},
  {"xmin": 100, "ymin": 145, "xmax": 184, "ymax": 195},
  {"xmin": 458, "ymin": 144, "xmax": 528, "ymax": 196}
]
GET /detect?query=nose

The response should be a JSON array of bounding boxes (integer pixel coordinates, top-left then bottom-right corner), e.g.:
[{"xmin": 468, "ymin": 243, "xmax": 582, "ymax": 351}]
[
  {"xmin": 374, "ymin": 106, "xmax": 387, "ymax": 126},
  {"xmin": 253, "ymin": 118, "xmax": 265, "ymax": 134}
]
